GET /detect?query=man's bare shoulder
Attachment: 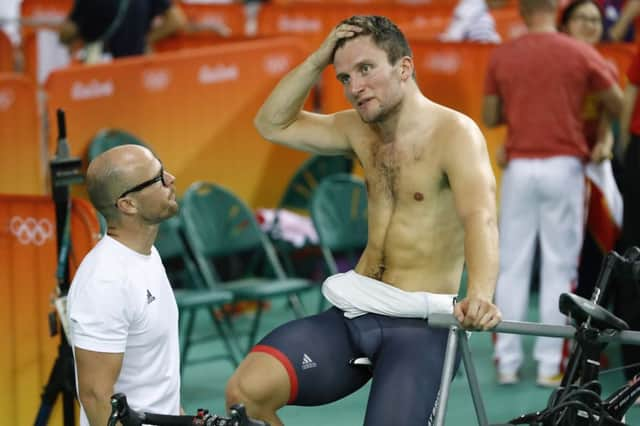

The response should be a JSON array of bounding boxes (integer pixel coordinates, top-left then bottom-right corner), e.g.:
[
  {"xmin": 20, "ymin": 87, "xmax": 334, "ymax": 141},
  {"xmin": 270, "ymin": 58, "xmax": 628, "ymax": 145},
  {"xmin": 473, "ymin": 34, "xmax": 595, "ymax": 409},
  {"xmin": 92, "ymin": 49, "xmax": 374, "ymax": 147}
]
[{"xmin": 428, "ymin": 103, "xmax": 483, "ymax": 145}]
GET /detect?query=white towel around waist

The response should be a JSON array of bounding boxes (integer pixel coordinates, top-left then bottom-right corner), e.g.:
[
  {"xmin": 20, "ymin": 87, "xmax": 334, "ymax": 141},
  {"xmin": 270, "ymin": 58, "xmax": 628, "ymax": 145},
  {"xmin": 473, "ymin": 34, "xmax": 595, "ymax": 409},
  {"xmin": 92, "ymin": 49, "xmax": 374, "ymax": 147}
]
[{"xmin": 321, "ymin": 270, "xmax": 456, "ymax": 319}]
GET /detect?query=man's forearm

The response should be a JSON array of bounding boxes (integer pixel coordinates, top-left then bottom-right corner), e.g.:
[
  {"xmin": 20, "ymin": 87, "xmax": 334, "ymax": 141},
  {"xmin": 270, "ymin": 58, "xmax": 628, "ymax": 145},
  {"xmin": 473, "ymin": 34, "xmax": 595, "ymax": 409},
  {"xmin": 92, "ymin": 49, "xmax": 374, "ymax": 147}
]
[
  {"xmin": 617, "ymin": 1, "xmax": 640, "ymax": 32},
  {"xmin": 147, "ymin": 6, "xmax": 187, "ymax": 45},
  {"xmin": 81, "ymin": 392, "xmax": 114, "ymax": 426},
  {"xmin": 620, "ymin": 84, "xmax": 638, "ymax": 153},
  {"xmin": 254, "ymin": 56, "xmax": 325, "ymax": 136},
  {"xmin": 463, "ymin": 211, "xmax": 499, "ymax": 300},
  {"xmin": 595, "ymin": 114, "xmax": 614, "ymax": 153}
]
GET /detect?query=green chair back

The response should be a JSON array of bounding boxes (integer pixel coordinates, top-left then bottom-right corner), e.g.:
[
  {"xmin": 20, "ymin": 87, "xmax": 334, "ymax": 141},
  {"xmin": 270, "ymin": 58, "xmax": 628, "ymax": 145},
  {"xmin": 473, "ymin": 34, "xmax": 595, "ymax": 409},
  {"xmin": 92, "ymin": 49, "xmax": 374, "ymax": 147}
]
[
  {"xmin": 155, "ymin": 216, "xmax": 184, "ymax": 259},
  {"xmin": 180, "ymin": 182, "xmax": 267, "ymax": 261},
  {"xmin": 155, "ymin": 216, "xmax": 206, "ymax": 290},
  {"xmin": 277, "ymin": 155, "xmax": 354, "ymax": 214},
  {"xmin": 87, "ymin": 128, "xmax": 149, "ymax": 162},
  {"xmin": 180, "ymin": 181, "xmax": 313, "ymax": 351},
  {"xmin": 311, "ymin": 173, "xmax": 368, "ymax": 253}
]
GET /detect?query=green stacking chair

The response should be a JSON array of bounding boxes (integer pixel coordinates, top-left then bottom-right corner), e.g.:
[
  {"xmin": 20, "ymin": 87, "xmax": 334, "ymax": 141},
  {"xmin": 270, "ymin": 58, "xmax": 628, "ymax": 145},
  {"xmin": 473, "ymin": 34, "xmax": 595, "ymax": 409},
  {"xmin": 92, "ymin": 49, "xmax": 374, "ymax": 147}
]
[
  {"xmin": 155, "ymin": 216, "xmax": 239, "ymax": 371},
  {"xmin": 270, "ymin": 155, "xmax": 354, "ymax": 277},
  {"xmin": 180, "ymin": 182, "xmax": 315, "ymax": 353},
  {"xmin": 310, "ymin": 174, "xmax": 368, "ymax": 312},
  {"xmin": 87, "ymin": 128, "xmax": 149, "ymax": 162},
  {"xmin": 275, "ymin": 155, "xmax": 354, "ymax": 215}
]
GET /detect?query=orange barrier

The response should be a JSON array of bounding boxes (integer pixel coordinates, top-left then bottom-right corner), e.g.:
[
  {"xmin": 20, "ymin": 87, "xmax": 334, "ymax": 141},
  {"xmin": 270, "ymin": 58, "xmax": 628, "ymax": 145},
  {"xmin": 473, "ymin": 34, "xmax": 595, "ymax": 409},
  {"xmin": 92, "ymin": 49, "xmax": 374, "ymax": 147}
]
[
  {"xmin": 0, "ymin": 31, "xmax": 13, "ymax": 72},
  {"xmin": 0, "ymin": 74, "xmax": 46, "ymax": 195},
  {"xmin": 21, "ymin": 0, "xmax": 71, "ymax": 18},
  {"xmin": 0, "ymin": 195, "xmax": 100, "ymax": 426},
  {"xmin": 257, "ymin": 1, "xmax": 523, "ymax": 44},
  {"xmin": 156, "ymin": 2, "xmax": 249, "ymax": 52},
  {"xmin": 257, "ymin": 2, "xmax": 456, "ymax": 45},
  {"xmin": 45, "ymin": 37, "xmax": 317, "ymax": 208}
]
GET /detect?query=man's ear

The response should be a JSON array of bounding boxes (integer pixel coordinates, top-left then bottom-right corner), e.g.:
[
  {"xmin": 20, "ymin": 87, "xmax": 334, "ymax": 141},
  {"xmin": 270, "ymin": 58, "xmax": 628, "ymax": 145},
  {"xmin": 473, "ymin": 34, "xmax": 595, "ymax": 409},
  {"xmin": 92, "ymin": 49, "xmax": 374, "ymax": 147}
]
[
  {"xmin": 400, "ymin": 56, "xmax": 414, "ymax": 81},
  {"xmin": 115, "ymin": 197, "xmax": 138, "ymax": 215}
]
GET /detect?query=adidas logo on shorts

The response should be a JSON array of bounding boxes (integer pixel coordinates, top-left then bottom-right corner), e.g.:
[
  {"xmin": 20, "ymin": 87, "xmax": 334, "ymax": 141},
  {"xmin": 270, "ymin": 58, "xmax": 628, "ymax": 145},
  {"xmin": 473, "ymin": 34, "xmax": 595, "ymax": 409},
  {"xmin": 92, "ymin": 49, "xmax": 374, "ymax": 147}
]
[
  {"xmin": 146, "ymin": 289, "xmax": 156, "ymax": 304},
  {"xmin": 301, "ymin": 353, "xmax": 317, "ymax": 370}
]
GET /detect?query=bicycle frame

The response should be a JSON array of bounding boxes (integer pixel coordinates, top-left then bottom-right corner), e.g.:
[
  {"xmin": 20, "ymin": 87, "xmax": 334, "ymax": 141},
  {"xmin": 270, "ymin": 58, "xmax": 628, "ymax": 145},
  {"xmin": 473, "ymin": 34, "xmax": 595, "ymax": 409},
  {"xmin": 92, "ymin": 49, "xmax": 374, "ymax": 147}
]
[{"xmin": 602, "ymin": 374, "xmax": 640, "ymax": 420}]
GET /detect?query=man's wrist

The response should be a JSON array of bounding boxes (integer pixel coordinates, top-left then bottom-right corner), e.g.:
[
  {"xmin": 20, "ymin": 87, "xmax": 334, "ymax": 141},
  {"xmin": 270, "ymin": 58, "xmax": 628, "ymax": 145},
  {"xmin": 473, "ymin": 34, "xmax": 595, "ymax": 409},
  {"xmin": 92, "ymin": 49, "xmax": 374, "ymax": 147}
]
[
  {"xmin": 465, "ymin": 289, "xmax": 494, "ymax": 302},
  {"xmin": 306, "ymin": 52, "xmax": 329, "ymax": 72}
]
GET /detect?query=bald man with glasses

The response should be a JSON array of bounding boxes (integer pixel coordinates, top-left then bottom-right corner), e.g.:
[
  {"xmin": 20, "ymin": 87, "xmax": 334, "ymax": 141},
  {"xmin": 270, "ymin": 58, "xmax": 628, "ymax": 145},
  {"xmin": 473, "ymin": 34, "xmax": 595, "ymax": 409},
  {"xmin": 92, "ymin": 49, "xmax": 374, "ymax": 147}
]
[{"xmin": 66, "ymin": 144, "xmax": 181, "ymax": 426}]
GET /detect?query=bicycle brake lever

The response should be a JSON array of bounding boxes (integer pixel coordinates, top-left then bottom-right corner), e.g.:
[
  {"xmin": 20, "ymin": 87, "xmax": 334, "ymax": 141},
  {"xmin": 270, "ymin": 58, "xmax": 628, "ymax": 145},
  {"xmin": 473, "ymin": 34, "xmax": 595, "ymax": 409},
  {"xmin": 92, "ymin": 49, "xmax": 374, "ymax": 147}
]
[{"xmin": 229, "ymin": 404, "xmax": 270, "ymax": 426}]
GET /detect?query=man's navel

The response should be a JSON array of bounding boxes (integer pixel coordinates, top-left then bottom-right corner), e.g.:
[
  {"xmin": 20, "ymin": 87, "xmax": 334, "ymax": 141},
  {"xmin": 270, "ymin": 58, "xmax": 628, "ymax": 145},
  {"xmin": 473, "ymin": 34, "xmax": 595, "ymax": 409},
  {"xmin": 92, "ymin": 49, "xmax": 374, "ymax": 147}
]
[{"xmin": 414, "ymin": 192, "xmax": 424, "ymax": 201}]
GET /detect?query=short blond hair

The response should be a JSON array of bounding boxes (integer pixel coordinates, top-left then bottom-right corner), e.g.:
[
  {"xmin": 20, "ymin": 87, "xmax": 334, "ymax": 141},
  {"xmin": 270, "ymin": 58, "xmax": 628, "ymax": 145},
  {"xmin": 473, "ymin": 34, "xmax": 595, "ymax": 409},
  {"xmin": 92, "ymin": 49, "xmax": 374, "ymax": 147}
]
[{"xmin": 519, "ymin": 0, "xmax": 558, "ymax": 16}]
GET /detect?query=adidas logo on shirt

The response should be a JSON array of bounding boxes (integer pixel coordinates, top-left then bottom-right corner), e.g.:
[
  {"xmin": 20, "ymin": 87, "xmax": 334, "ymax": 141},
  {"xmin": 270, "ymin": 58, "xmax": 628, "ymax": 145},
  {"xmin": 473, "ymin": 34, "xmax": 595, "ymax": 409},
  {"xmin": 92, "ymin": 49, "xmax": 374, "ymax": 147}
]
[
  {"xmin": 146, "ymin": 289, "xmax": 156, "ymax": 304},
  {"xmin": 301, "ymin": 353, "xmax": 317, "ymax": 370}
]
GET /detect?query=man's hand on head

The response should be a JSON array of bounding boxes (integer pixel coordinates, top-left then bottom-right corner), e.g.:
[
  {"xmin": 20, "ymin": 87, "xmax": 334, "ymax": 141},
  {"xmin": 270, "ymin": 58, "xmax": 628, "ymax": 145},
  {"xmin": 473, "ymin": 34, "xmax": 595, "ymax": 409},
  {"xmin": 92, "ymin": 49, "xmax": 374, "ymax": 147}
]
[
  {"xmin": 310, "ymin": 24, "xmax": 363, "ymax": 70},
  {"xmin": 453, "ymin": 296, "xmax": 502, "ymax": 331}
]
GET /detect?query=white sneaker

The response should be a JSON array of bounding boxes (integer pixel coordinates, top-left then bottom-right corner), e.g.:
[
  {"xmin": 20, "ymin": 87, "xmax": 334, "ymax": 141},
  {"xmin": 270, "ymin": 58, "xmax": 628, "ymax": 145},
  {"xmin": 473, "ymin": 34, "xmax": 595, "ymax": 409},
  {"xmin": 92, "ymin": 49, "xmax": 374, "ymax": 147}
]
[
  {"xmin": 536, "ymin": 372, "xmax": 563, "ymax": 388},
  {"xmin": 497, "ymin": 371, "xmax": 520, "ymax": 385}
]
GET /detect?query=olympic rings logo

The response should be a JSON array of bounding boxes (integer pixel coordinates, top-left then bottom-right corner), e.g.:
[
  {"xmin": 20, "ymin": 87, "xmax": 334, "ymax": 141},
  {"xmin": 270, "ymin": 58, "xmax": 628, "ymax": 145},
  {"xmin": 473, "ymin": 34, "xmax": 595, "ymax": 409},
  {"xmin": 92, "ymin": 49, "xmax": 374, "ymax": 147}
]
[{"xmin": 9, "ymin": 216, "xmax": 54, "ymax": 246}]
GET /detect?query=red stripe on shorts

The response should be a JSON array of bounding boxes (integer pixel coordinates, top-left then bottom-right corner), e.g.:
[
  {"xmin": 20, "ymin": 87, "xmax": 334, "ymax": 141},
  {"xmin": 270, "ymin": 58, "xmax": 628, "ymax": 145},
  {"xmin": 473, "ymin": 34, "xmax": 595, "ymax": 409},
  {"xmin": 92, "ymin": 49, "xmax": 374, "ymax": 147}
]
[{"xmin": 251, "ymin": 344, "xmax": 299, "ymax": 403}]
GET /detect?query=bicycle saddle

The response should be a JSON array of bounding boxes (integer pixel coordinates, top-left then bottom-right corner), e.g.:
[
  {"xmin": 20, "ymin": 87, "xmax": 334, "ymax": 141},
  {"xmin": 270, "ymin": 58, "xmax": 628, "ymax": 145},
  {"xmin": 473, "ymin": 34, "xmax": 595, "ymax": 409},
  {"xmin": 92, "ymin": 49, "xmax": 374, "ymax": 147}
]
[{"xmin": 559, "ymin": 293, "xmax": 629, "ymax": 331}]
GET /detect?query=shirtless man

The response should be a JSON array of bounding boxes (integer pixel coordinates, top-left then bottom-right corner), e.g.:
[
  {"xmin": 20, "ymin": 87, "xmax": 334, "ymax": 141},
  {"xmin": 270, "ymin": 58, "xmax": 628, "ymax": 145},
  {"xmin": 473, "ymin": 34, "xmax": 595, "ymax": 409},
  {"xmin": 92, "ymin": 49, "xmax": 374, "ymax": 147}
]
[{"xmin": 225, "ymin": 15, "xmax": 501, "ymax": 426}]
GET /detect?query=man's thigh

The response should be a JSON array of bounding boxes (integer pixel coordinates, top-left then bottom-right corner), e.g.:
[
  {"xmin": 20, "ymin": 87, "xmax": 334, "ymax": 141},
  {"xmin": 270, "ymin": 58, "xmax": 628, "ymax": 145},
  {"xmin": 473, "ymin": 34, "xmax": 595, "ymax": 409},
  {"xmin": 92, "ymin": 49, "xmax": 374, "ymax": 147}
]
[
  {"xmin": 363, "ymin": 317, "xmax": 455, "ymax": 426},
  {"xmin": 256, "ymin": 307, "xmax": 371, "ymax": 406}
]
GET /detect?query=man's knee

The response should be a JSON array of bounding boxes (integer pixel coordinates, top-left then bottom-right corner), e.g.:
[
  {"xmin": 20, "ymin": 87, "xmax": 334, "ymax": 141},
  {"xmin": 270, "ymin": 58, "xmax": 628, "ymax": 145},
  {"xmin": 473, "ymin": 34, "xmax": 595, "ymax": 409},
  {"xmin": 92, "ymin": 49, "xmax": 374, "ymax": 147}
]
[
  {"xmin": 225, "ymin": 352, "xmax": 291, "ymax": 413},
  {"xmin": 225, "ymin": 373, "xmax": 249, "ymax": 408}
]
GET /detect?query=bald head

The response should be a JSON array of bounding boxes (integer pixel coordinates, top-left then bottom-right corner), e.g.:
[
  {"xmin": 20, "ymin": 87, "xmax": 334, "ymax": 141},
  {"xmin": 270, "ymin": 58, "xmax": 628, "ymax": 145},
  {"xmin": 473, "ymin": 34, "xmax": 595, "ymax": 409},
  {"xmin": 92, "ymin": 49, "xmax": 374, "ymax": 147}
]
[{"xmin": 86, "ymin": 145, "xmax": 156, "ymax": 221}]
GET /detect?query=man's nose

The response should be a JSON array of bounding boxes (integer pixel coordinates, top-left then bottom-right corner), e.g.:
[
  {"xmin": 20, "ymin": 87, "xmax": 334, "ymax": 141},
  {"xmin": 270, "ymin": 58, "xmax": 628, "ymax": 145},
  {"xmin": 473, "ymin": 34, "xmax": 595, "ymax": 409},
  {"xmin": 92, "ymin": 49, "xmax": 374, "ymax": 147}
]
[
  {"xmin": 349, "ymin": 76, "xmax": 365, "ymax": 97},
  {"xmin": 164, "ymin": 170, "xmax": 176, "ymax": 185}
]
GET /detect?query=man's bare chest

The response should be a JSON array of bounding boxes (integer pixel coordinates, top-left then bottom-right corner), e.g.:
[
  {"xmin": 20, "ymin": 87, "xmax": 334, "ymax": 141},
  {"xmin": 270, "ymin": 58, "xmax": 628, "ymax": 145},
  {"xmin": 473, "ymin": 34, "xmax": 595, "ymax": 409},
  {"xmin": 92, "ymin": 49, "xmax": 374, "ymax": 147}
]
[{"xmin": 363, "ymin": 141, "xmax": 447, "ymax": 202}]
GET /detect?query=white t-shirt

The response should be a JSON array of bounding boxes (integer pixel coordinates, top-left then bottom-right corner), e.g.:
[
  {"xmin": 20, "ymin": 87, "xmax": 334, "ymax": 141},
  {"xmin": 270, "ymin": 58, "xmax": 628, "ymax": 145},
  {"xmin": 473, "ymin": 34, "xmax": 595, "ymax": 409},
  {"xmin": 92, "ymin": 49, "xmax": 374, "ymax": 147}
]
[{"xmin": 67, "ymin": 235, "xmax": 180, "ymax": 426}]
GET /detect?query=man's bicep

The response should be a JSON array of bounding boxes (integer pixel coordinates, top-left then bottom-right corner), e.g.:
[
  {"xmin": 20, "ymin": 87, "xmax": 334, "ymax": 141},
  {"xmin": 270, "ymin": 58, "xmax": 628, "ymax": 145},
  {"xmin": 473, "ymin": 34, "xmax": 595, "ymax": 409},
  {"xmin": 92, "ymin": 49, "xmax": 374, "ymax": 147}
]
[
  {"xmin": 446, "ymin": 127, "xmax": 497, "ymax": 220},
  {"xmin": 263, "ymin": 111, "xmax": 353, "ymax": 155},
  {"xmin": 75, "ymin": 348, "xmax": 123, "ymax": 396}
]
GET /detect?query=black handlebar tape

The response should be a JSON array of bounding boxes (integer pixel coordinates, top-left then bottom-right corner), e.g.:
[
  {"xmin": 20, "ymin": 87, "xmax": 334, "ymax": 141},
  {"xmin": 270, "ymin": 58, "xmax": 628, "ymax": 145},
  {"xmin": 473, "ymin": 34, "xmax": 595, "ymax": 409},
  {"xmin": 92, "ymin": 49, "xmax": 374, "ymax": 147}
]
[{"xmin": 142, "ymin": 413, "xmax": 198, "ymax": 425}]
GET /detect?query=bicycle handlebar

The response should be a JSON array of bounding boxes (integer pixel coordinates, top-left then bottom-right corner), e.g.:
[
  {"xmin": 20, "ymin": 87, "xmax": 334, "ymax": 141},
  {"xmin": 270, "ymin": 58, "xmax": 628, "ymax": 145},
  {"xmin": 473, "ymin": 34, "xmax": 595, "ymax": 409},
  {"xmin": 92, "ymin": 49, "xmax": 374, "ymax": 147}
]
[{"xmin": 108, "ymin": 393, "xmax": 270, "ymax": 426}]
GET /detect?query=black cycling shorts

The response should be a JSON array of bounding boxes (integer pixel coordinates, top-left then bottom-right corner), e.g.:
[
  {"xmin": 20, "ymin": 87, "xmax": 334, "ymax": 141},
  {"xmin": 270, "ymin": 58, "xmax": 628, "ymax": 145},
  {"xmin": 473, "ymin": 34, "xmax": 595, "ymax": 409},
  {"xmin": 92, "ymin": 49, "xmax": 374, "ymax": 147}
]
[{"xmin": 252, "ymin": 307, "xmax": 459, "ymax": 426}]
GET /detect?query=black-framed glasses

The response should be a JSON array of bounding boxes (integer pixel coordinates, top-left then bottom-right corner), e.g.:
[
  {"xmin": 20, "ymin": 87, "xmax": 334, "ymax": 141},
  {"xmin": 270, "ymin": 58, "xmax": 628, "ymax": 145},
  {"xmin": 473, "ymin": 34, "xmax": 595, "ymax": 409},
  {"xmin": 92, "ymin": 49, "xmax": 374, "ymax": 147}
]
[
  {"xmin": 115, "ymin": 167, "xmax": 166, "ymax": 207},
  {"xmin": 570, "ymin": 14, "xmax": 602, "ymax": 25}
]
